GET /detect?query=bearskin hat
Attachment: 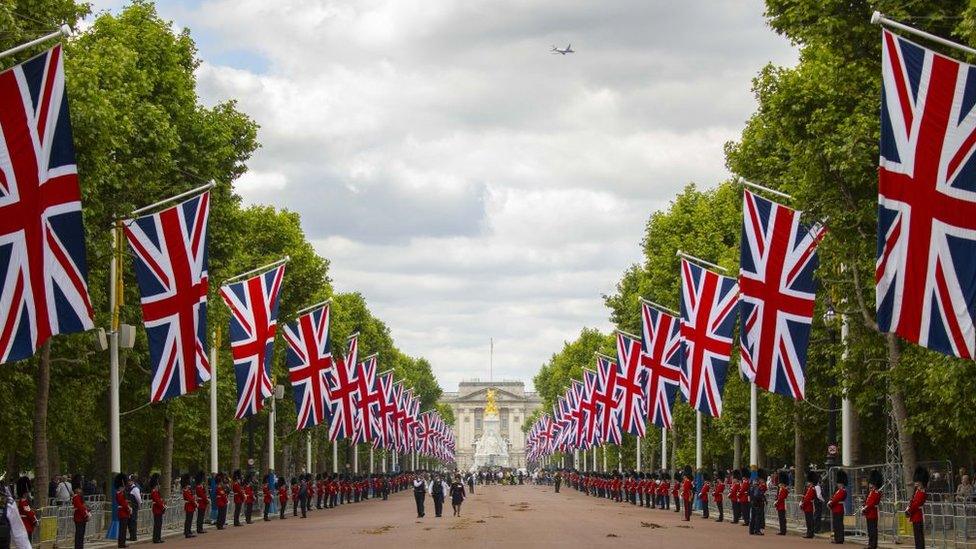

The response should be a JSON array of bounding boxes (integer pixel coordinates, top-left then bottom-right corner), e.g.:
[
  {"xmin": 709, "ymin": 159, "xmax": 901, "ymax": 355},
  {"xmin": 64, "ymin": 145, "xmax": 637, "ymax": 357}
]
[
  {"xmin": 702, "ymin": 471, "xmax": 711, "ymax": 482},
  {"xmin": 195, "ymin": 471, "xmax": 205, "ymax": 485},
  {"xmin": 835, "ymin": 470, "xmax": 849, "ymax": 486},
  {"xmin": 232, "ymin": 469, "xmax": 242, "ymax": 481},
  {"xmin": 757, "ymin": 469, "xmax": 767, "ymax": 481},
  {"xmin": 741, "ymin": 467, "xmax": 752, "ymax": 480},
  {"xmin": 315, "ymin": 473, "xmax": 322, "ymax": 481},
  {"xmin": 148, "ymin": 473, "xmax": 160, "ymax": 489},
  {"xmin": 683, "ymin": 466, "xmax": 693, "ymax": 479},
  {"xmin": 290, "ymin": 477, "xmax": 297, "ymax": 484},
  {"xmin": 113, "ymin": 473, "xmax": 127, "ymax": 490},
  {"xmin": 263, "ymin": 474, "xmax": 270, "ymax": 484},
  {"xmin": 913, "ymin": 466, "xmax": 930, "ymax": 487},
  {"xmin": 806, "ymin": 470, "xmax": 819, "ymax": 484},
  {"xmin": 71, "ymin": 474, "xmax": 83, "ymax": 491},
  {"xmin": 180, "ymin": 473, "xmax": 191, "ymax": 488},
  {"xmin": 868, "ymin": 470, "xmax": 883, "ymax": 488},
  {"xmin": 215, "ymin": 472, "xmax": 224, "ymax": 484},
  {"xmin": 16, "ymin": 476, "xmax": 31, "ymax": 497},
  {"xmin": 778, "ymin": 471, "xmax": 790, "ymax": 486},
  {"xmin": 732, "ymin": 468, "xmax": 742, "ymax": 480}
]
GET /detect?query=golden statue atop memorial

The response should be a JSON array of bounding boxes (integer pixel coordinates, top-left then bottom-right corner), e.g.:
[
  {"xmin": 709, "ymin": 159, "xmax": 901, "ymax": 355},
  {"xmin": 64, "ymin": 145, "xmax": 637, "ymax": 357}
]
[{"xmin": 485, "ymin": 388, "xmax": 499, "ymax": 416}]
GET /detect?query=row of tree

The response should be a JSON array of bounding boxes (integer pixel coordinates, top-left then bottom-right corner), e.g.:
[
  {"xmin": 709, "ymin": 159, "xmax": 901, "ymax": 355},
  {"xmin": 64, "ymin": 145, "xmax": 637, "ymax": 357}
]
[
  {"xmin": 528, "ymin": 0, "xmax": 976, "ymax": 489},
  {"xmin": 0, "ymin": 0, "xmax": 449, "ymax": 498}
]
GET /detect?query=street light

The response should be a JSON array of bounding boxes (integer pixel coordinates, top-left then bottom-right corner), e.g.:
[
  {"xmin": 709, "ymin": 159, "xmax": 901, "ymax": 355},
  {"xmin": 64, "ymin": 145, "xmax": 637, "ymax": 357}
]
[{"xmin": 822, "ymin": 305, "xmax": 839, "ymax": 469}]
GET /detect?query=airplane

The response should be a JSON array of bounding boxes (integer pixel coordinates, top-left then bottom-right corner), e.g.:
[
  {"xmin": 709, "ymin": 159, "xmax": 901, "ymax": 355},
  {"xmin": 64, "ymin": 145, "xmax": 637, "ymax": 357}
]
[{"xmin": 551, "ymin": 44, "xmax": 574, "ymax": 55}]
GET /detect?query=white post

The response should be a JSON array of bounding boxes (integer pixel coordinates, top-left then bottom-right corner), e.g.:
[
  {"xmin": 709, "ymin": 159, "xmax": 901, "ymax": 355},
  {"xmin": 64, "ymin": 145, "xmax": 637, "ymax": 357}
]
[
  {"xmin": 332, "ymin": 441, "xmax": 338, "ymax": 473},
  {"xmin": 749, "ymin": 383, "xmax": 758, "ymax": 467},
  {"xmin": 636, "ymin": 436, "xmax": 641, "ymax": 471},
  {"xmin": 841, "ymin": 312, "xmax": 853, "ymax": 467},
  {"xmin": 695, "ymin": 411, "xmax": 702, "ymax": 469},
  {"xmin": 661, "ymin": 428, "xmax": 667, "ymax": 470},
  {"xmin": 617, "ymin": 447, "xmax": 622, "ymax": 473},
  {"xmin": 268, "ymin": 395, "xmax": 276, "ymax": 470},
  {"xmin": 369, "ymin": 447, "xmax": 374, "ymax": 474},
  {"xmin": 602, "ymin": 446, "xmax": 607, "ymax": 471},
  {"xmin": 353, "ymin": 444, "xmax": 358, "ymax": 473},
  {"xmin": 306, "ymin": 432, "xmax": 312, "ymax": 473},
  {"xmin": 209, "ymin": 331, "xmax": 218, "ymax": 473},
  {"xmin": 382, "ymin": 450, "xmax": 386, "ymax": 473},
  {"xmin": 109, "ymin": 227, "xmax": 121, "ymax": 475}
]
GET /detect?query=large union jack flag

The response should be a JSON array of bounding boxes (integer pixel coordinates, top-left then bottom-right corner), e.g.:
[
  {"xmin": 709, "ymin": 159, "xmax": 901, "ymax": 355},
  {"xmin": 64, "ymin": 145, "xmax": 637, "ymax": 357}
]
[
  {"xmin": 614, "ymin": 330, "xmax": 647, "ymax": 437},
  {"xmin": 640, "ymin": 301, "xmax": 682, "ymax": 429},
  {"xmin": 679, "ymin": 258, "xmax": 738, "ymax": 417},
  {"xmin": 124, "ymin": 191, "xmax": 210, "ymax": 402},
  {"xmin": 877, "ymin": 29, "xmax": 976, "ymax": 359},
  {"xmin": 283, "ymin": 303, "xmax": 333, "ymax": 430},
  {"xmin": 372, "ymin": 371, "xmax": 397, "ymax": 449},
  {"xmin": 0, "ymin": 45, "xmax": 94, "ymax": 363},
  {"xmin": 219, "ymin": 264, "xmax": 285, "ymax": 418},
  {"xmin": 739, "ymin": 190, "xmax": 825, "ymax": 400},
  {"xmin": 352, "ymin": 353, "xmax": 382, "ymax": 445},
  {"xmin": 593, "ymin": 355, "xmax": 622, "ymax": 445},
  {"xmin": 325, "ymin": 333, "xmax": 360, "ymax": 441}
]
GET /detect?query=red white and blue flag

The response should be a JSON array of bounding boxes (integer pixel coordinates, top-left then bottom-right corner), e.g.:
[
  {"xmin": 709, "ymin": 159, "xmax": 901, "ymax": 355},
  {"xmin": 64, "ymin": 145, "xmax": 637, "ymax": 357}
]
[
  {"xmin": 594, "ymin": 356, "xmax": 622, "ymax": 445},
  {"xmin": 877, "ymin": 29, "xmax": 976, "ymax": 359},
  {"xmin": 352, "ymin": 353, "xmax": 382, "ymax": 445},
  {"xmin": 373, "ymin": 371, "xmax": 398, "ymax": 449},
  {"xmin": 640, "ymin": 301, "xmax": 682, "ymax": 429},
  {"xmin": 220, "ymin": 264, "xmax": 285, "ymax": 418},
  {"xmin": 283, "ymin": 303, "xmax": 333, "ymax": 430},
  {"xmin": 0, "ymin": 45, "xmax": 94, "ymax": 363},
  {"xmin": 679, "ymin": 258, "xmax": 738, "ymax": 417},
  {"xmin": 739, "ymin": 190, "xmax": 825, "ymax": 400},
  {"xmin": 325, "ymin": 333, "xmax": 360, "ymax": 441},
  {"xmin": 614, "ymin": 331, "xmax": 647, "ymax": 437},
  {"xmin": 581, "ymin": 370, "xmax": 601, "ymax": 448},
  {"xmin": 124, "ymin": 191, "xmax": 210, "ymax": 402}
]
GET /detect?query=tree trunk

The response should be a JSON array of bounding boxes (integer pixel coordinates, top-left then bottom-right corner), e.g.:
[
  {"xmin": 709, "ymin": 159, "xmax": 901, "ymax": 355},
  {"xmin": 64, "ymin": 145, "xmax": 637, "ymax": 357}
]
[
  {"xmin": 733, "ymin": 434, "xmax": 742, "ymax": 469},
  {"xmin": 317, "ymin": 435, "xmax": 327, "ymax": 473},
  {"xmin": 231, "ymin": 422, "xmax": 242, "ymax": 472},
  {"xmin": 885, "ymin": 334, "xmax": 917, "ymax": 488},
  {"xmin": 161, "ymin": 413, "xmax": 174, "ymax": 498},
  {"xmin": 33, "ymin": 340, "xmax": 51, "ymax": 507},
  {"xmin": 794, "ymin": 402, "xmax": 806, "ymax": 493},
  {"xmin": 49, "ymin": 439, "xmax": 60, "ymax": 480},
  {"xmin": 848, "ymin": 405, "xmax": 861, "ymax": 466}
]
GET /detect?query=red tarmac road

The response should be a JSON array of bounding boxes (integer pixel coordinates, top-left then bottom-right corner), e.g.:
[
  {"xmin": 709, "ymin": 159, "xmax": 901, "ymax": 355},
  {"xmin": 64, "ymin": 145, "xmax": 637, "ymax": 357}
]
[{"xmin": 154, "ymin": 483, "xmax": 818, "ymax": 548}]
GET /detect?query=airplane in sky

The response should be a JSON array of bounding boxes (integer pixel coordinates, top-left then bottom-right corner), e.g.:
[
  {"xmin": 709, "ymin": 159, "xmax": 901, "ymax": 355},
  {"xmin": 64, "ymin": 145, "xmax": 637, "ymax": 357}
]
[{"xmin": 551, "ymin": 44, "xmax": 574, "ymax": 55}]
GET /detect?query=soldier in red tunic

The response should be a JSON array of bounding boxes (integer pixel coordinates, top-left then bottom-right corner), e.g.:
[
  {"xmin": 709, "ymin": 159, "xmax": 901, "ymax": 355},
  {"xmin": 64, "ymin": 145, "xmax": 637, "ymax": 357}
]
[
  {"xmin": 698, "ymin": 471, "xmax": 711, "ymax": 519},
  {"xmin": 315, "ymin": 474, "xmax": 324, "ymax": 509},
  {"xmin": 113, "ymin": 474, "xmax": 131, "ymax": 548},
  {"xmin": 801, "ymin": 471, "xmax": 817, "ymax": 538},
  {"xmin": 671, "ymin": 471, "xmax": 681, "ymax": 513},
  {"xmin": 149, "ymin": 473, "xmax": 166, "ymax": 542},
  {"xmin": 214, "ymin": 473, "xmax": 228, "ymax": 530},
  {"xmin": 243, "ymin": 473, "xmax": 256, "ymax": 524},
  {"xmin": 906, "ymin": 466, "xmax": 929, "ymax": 549},
  {"xmin": 713, "ymin": 470, "xmax": 726, "ymax": 522},
  {"xmin": 774, "ymin": 471, "xmax": 789, "ymax": 535},
  {"xmin": 729, "ymin": 469, "xmax": 741, "ymax": 523},
  {"xmin": 681, "ymin": 466, "xmax": 694, "ymax": 521},
  {"xmin": 262, "ymin": 475, "xmax": 273, "ymax": 521},
  {"xmin": 828, "ymin": 469, "xmax": 848, "ymax": 544},
  {"xmin": 290, "ymin": 477, "xmax": 300, "ymax": 516},
  {"xmin": 15, "ymin": 476, "xmax": 37, "ymax": 544},
  {"xmin": 277, "ymin": 478, "xmax": 288, "ymax": 520},
  {"xmin": 181, "ymin": 473, "xmax": 196, "ymax": 539},
  {"xmin": 861, "ymin": 470, "xmax": 882, "ymax": 549},
  {"xmin": 71, "ymin": 475, "xmax": 90, "ymax": 549},
  {"xmin": 194, "ymin": 471, "xmax": 209, "ymax": 534},
  {"xmin": 231, "ymin": 470, "xmax": 244, "ymax": 526},
  {"xmin": 739, "ymin": 468, "xmax": 752, "ymax": 528}
]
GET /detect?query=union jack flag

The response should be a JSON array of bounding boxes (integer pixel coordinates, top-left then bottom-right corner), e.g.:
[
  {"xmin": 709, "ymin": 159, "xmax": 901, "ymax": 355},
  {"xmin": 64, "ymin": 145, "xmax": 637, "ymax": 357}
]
[
  {"xmin": 390, "ymin": 381, "xmax": 407, "ymax": 452},
  {"xmin": 877, "ymin": 29, "xmax": 976, "ymax": 359},
  {"xmin": 283, "ymin": 303, "xmax": 333, "ymax": 430},
  {"xmin": 679, "ymin": 258, "xmax": 738, "ymax": 417},
  {"xmin": 325, "ymin": 333, "xmax": 359, "ymax": 441},
  {"xmin": 352, "ymin": 354, "xmax": 382, "ymax": 445},
  {"xmin": 640, "ymin": 301, "xmax": 682, "ymax": 429},
  {"xmin": 581, "ymin": 371, "xmax": 601, "ymax": 447},
  {"xmin": 372, "ymin": 371, "xmax": 398, "ymax": 449},
  {"xmin": 614, "ymin": 331, "xmax": 647, "ymax": 437},
  {"xmin": 569, "ymin": 379, "xmax": 588, "ymax": 449},
  {"xmin": 219, "ymin": 265, "xmax": 285, "ymax": 418},
  {"xmin": 593, "ymin": 356, "xmax": 622, "ymax": 445},
  {"xmin": 0, "ymin": 45, "xmax": 94, "ymax": 363},
  {"xmin": 739, "ymin": 190, "xmax": 825, "ymax": 400},
  {"xmin": 124, "ymin": 191, "xmax": 210, "ymax": 402}
]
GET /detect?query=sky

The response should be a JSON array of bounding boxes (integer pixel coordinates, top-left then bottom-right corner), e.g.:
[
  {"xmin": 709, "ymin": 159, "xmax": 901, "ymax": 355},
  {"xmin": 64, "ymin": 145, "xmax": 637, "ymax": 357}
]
[{"xmin": 89, "ymin": 0, "xmax": 797, "ymax": 392}]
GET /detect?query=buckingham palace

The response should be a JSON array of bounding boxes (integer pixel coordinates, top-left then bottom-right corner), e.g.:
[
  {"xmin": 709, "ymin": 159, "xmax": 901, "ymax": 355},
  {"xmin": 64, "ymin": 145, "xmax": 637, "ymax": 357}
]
[{"xmin": 439, "ymin": 379, "xmax": 543, "ymax": 470}]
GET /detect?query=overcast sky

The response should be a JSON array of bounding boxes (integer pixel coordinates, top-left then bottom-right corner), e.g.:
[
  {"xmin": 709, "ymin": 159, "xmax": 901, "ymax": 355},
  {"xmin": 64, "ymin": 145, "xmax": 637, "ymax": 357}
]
[{"xmin": 90, "ymin": 0, "xmax": 796, "ymax": 392}]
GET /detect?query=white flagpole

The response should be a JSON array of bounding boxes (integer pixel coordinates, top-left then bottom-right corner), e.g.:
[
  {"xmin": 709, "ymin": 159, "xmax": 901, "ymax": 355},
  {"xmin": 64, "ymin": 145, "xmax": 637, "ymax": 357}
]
[
  {"xmin": 130, "ymin": 182, "xmax": 214, "ymax": 216},
  {"xmin": 306, "ymin": 432, "xmax": 312, "ymax": 473},
  {"xmin": 353, "ymin": 444, "xmax": 359, "ymax": 473},
  {"xmin": 661, "ymin": 428, "xmax": 667, "ymax": 470},
  {"xmin": 268, "ymin": 395, "xmax": 276, "ymax": 470},
  {"xmin": 332, "ymin": 441, "xmax": 338, "ymax": 473},
  {"xmin": 370, "ymin": 447, "xmax": 375, "ymax": 474},
  {"xmin": 209, "ymin": 330, "xmax": 218, "ymax": 473},
  {"xmin": 695, "ymin": 411, "xmax": 702, "ymax": 469},
  {"xmin": 109, "ymin": 225, "xmax": 121, "ymax": 475},
  {"xmin": 749, "ymin": 383, "xmax": 758, "ymax": 467},
  {"xmin": 636, "ymin": 436, "xmax": 641, "ymax": 471},
  {"xmin": 0, "ymin": 26, "xmax": 69, "ymax": 61},
  {"xmin": 841, "ymin": 310, "xmax": 852, "ymax": 467},
  {"xmin": 872, "ymin": 11, "xmax": 976, "ymax": 57}
]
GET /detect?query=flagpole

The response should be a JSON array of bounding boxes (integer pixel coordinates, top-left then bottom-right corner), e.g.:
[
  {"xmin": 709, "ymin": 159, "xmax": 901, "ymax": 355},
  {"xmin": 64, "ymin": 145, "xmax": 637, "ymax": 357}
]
[
  {"xmin": 109, "ymin": 223, "xmax": 122, "ymax": 475},
  {"xmin": 369, "ymin": 447, "xmax": 374, "ymax": 474},
  {"xmin": 0, "ymin": 26, "xmax": 69, "ymax": 61},
  {"xmin": 332, "ymin": 441, "xmax": 338, "ymax": 473},
  {"xmin": 695, "ymin": 411, "xmax": 702, "ymax": 469},
  {"xmin": 268, "ymin": 394, "xmax": 276, "ymax": 470},
  {"xmin": 296, "ymin": 298, "xmax": 331, "ymax": 317},
  {"xmin": 872, "ymin": 11, "xmax": 976, "ymax": 57},
  {"xmin": 636, "ymin": 436, "xmax": 641, "ymax": 471},
  {"xmin": 749, "ymin": 383, "xmax": 758, "ymax": 467},
  {"xmin": 353, "ymin": 443, "xmax": 359, "ymax": 473},
  {"xmin": 639, "ymin": 297, "xmax": 679, "ymax": 316},
  {"xmin": 222, "ymin": 256, "xmax": 290, "ymax": 285},
  {"xmin": 210, "ymin": 329, "xmax": 219, "ymax": 473},
  {"xmin": 841, "ymin": 308, "xmax": 852, "ymax": 467},
  {"xmin": 306, "ymin": 432, "xmax": 312, "ymax": 473},
  {"xmin": 738, "ymin": 179, "xmax": 793, "ymax": 200},
  {"xmin": 676, "ymin": 250, "xmax": 729, "ymax": 273},
  {"xmin": 130, "ymin": 182, "xmax": 214, "ymax": 217},
  {"xmin": 661, "ymin": 428, "xmax": 667, "ymax": 470}
]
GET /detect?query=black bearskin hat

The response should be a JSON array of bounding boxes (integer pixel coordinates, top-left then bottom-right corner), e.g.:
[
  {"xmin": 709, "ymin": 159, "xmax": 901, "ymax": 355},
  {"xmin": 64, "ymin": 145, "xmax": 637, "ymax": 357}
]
[
  {"xmin": 232, "ymin": 469, "xmax": 242, "ymax": 481},
  {"xmin": 113, "ymin": 473, "xmax": 126, "ymax": 490},
  {"xmin": 315, "ymin": 473, "xmax": 322, "ymax": 481},
  {"xmin": 16, "ymin": 476, "xmax": 31, "ymax": 497},
  {"xmin": 290, "ymin": 477, "xmax": 297, "ymax": 484},
  {"xmin": 732, "ymin": 469, "xmax": 742, "ymax": 480},
  {"xmin": 702, "ymin": 471, "xmax": 711, "ymax": 482},
  {"xmin": 757, "ymin": 469, "xmax": 767, "ymax": 480},
  {"xmin": 741, "ymin": 467, "xmax": 752, "ymax": 480},
  {"xmin": 148, "ymin": 473, "xmax": 160, "ymax": 489},
  {"xmin": 71, "ymin": 475, "xmax": 83, "ymax": 491},
  {"xmin": 835, "ymin": 470, "xmax": 848, "ymax": 486},
  {"xmin": 215, "ymin": 472, "xmax": 224, "ymax": 483},
  {"xmin": 195, "ymin": 471, "xmax": 205, "ymax": 485},
  {"xmin": 868, "ymin": 470, "xmax": 882, "ymax": 488},
  {"xmin": 262, "ymin": 474, "xmax": 270, "ymax": 484},
  {"xmin": 913, "ymin": 466, "xmax": 930, "ymax": 487},
  {"xmin": 807, "ymin": 470, "xmax": 819, "ymax": 484},
  {"xmin": 180, "ymin": 473, "xmax": 191, "ymax": 488},
  {"xmin": 683, "ymin": 466, "xmax": 693, "ymax": 479},
  {"xmin": 778, "ymin": 471, "xmax": 790, "ymax": 486}
]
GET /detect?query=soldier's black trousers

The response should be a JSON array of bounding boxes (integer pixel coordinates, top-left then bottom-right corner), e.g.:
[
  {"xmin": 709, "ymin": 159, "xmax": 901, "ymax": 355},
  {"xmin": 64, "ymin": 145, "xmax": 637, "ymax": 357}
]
[
  {"xmin": 264, "ymin": 502, "xmax": 271, "ymax": 521},
  {"xmin": 749, "ymin": 506, "xmax": 762, "ymax": 534},
  {"xmin": 153, "ymin": 513, "xmax": 163, "ymax": 540},
  {"xmin": 216, "ymin": 506, "xmax": 226, "ymax": 529},
  {"xmin": 866, "ymin": 518, "xmax": 878, "ymax": 548},
  {"xmin": 293, "ymin": 499, "xmax": 298, "ymax": 516},
  {"xmin": 300, "ymin": 497, "xmax": 307, "ymax": 518},
  {"xmin": 117, "ymin": 519, "xmax": 128, "ymax": 547},
  {"xmin": 778, "ymin": 509, "xmax": 786, "ymax": 534},
  {"xmin": 674, "ymin": 496, "xmax": 680, "ymax": 513},
  {"xmin": 197, "ymin": 503, "xmax": 207, "ymax": 532},
  {"xmin": 742, "ymin": 502, "xmax": 751, "ymax": 526},
  {"xmin": 684, "ymin": 500, "xmax": 692, "ymax": 521},
  {"xmin": 813, "ymin": 501, "xmax": 823, "ymax": 532},
  {"xmin": 804, "ymin": 510, "xmax": 814, "ymax": 537},
  {"xmin": 414, "ymin": 491, "xmax": 425, "ymax": 517},
  {"xmin": 245, "ymin": 503, "xmax": 253, "ymax": 523},
  {"xmin": 912, "ymin": 521, "xmax": 924, "ymax": 549},
  {"xmin": 716, "ymin": 502, "xmax": 723, "ymax": 522},
  {"xmin": 234, "ymin": 502, "xmax": 241, "ymax": 525},
  {"xmin": 279, "ymin": 501, "xmax": 286, "ymax": 520},
  {"xmin": 702, "ymin": 501, "xmax": 709, "ymax": 519},
  {"xmin": 732, "ymin": 501, "xmax": 740, "ymax": 523},
  {"xmin": 128, "ymin": 514, "xmax": 137, "ymax": 541},
  {"xmin": 74, "ymin": 520, "xmax": 86, "ymax": 549},
  {"xmin": 832, "ymin": 512, "xmax": 844, "ymax": 543},
  {"xmin": 183, "ymin": 510, "xmax": 194, "ymax": 537}
]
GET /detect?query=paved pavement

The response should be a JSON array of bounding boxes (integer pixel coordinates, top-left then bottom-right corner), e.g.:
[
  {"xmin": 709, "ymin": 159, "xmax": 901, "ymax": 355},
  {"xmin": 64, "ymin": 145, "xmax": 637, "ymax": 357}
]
[{"xmin": 139, "ymin": 483, "xmax": 821, "ymax": 548}]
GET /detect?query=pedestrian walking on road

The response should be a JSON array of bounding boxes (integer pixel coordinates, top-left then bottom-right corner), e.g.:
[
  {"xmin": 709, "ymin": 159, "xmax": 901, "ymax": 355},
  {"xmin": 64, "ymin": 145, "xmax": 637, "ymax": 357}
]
[
  {"xmin": 431, "ymin": 474, "xmax": 448, "ymax": 518},
  {"xmin": 450, "ymin": 477, "xmax": 466, "ymax": 517},
  {"xmin": 413, "ymin": 474, "xmax": 427, "ymax": 518}
]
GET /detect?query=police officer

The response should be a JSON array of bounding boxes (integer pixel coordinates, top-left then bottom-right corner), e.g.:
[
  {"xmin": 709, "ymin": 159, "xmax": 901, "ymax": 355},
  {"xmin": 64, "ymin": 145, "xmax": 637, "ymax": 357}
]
[{"xmin": 413, "ymin": 473, "xmax": 427, "ymax": 518}]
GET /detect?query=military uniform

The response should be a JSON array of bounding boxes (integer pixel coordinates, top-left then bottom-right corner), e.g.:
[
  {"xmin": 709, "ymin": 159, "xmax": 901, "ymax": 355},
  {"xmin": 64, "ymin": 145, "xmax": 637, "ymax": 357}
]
[
  {"xmin": 828, "ymin": 470, "xmax": 848, "ymax": 543},
  {"xmin": 149, "ymin": 473, "xmax": 166, "ymax": 542},
  {"xmin": 181, "ymin": 474, "xmax": 196, "ymax": 539},
  {"xmin": 231, "ymin": 470, "xmax": 244, "ymax": 526},
  {"xmin": 907, "ymin": 467, "xmax": 929, "ymax": 549},
  {"xmin": 113, "ymin": 474, "xmax": 131, "ymax": 548},
  {"xmin": 774, "ymin": 471, "xmax": 789, "ymax": 536},
  {"xmin": 862, "ymin": 470, "xmax": 882, "ymax": 549},
  {"xmin": 215, "ymin": 473, "xmax": 228, "ymax": 530}
]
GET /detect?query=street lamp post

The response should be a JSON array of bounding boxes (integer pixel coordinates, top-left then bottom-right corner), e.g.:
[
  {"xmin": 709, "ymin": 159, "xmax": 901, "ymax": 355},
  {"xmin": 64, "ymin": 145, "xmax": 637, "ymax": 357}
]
[{"xmin": 823, "ymin": 306, "xmax": 839, "ymax": 470}]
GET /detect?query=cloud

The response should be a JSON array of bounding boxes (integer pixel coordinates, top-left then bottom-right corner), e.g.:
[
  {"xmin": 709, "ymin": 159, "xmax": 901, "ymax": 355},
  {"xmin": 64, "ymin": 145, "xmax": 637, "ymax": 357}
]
[{"xmin": 88, "ymin": 0, "xmax": 796, "ymax": 391}]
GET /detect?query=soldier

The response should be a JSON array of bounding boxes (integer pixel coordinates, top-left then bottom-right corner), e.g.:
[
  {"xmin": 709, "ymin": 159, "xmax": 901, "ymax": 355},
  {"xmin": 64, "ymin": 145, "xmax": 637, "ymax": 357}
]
[
  {"xmin": 290, "ymin": 477, "xmax": 300, "ymax": 517},
  {"xmin": 698, "ymin": 471, "xmax": 711, "ymax": 519},
  {"xmin": 149, "ymin": 473, "xmax": 166, "ymax": 542},
  {"xmin": 861, "ymin": 470, "xmax": 882, "ymax": 549},
  {"xmin": 713, "ymin": 470, "xmax": 725, "ymax": 522},
  {"xmin": 125, "ymin": 475, "xmax": 140, "ymax": 543},
  {"xmin": 277, "ymin": 478, "xmax": 288, "ymax": 520},
  {"xmin": 243, "ymin": 473, "xmax": 255, "ymax": 524},
  {"xmin": 315, "ymin": 474, "xmax": 324, "ymax": 510},
  {"xmin": 194, "ymin": 472, "xmax": 208, "ymax": 534},
  {"xmin": 299, "ymin": 475, "xmax": 309, "ymax": 518},
  {"xmin": 828, "ymin": 470, "xmax": 848, "ymax": 544},
  {"xmin": 739, "ymin": 468, "xmax": 752, "ymax": 528},
  {"xmin": 214, "ymin": 473, "xmax": 228, "ymax": 530},
  {"xmin": 801, "ymin": 471, "xmax": 817, "ymax": 538},
  {"xmin": 262, "ymin": 475, "xmax": 273, "ymax": 521},
  {"xmin": 329, "ymin": 473, "xmax": 339, "ymax": 508},
  {"xmin": 113, "ymin": 474, "xmax": 131, "ymax": 547},
  {"xmin": 671, "ymin": 471, "xmax": 681, "ymax": 514},
  {"xmin": 906, "ymin": 467, "xmax": 929, "ymax": 549},
  {"xmin": 231, "ymin": 470, "xmax": 244, "ymax": 527},
  {"xmin": 681, "ymin": 467, "xmax": 693, "ymax": 522},
  {"xmin": 729, "ymin": 469, "xmax": 741, "ymax": 523},
  {"xmin": 775, "ymin": 471, "xmax": 789, "ymax": 536},
  {"xmin": 71, "ymin": 475, "xmax": 90, "ymax": 549},
  {"xmin": 659, "ymin": 471, "xmax": 670, "ymax": 510},
  {"xmin": 181, "ymin": 473, "xmax": 196, "ymax": 539},
  {"xmin": 748, "ymin": 469, "xmax": 766, "ymax": 535}
]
